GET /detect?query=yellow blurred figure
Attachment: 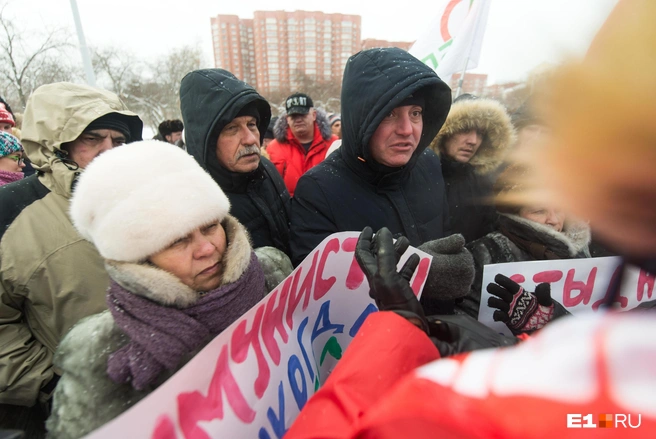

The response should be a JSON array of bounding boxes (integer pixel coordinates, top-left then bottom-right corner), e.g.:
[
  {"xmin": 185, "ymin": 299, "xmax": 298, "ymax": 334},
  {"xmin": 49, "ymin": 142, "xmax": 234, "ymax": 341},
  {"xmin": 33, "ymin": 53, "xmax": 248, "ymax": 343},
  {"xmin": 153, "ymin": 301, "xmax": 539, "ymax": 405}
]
[{"xmin": 535, "ymin": 0, "xmax": 656, "ymax": 258}]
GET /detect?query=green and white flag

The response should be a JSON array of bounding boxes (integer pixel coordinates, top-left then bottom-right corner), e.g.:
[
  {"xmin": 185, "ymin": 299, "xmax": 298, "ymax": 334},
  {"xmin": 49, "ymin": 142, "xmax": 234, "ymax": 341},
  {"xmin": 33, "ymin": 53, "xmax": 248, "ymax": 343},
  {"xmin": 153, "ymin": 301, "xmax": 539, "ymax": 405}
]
[{"xmin": 409, "ymin": 0, "xmax": 491, "ymax": 83}]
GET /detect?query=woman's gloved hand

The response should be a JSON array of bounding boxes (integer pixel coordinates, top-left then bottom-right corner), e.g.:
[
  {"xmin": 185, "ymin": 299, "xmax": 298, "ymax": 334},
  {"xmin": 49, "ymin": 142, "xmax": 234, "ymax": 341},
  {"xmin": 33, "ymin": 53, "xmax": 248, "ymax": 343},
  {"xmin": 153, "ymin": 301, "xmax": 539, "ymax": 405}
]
[
  {"xmin": 355, "ymin": 226, "xmax": 428, "ymax": 333},
  {"xmin": 487, "ymin": 274, "xmax": 570, "ymax": 335}
]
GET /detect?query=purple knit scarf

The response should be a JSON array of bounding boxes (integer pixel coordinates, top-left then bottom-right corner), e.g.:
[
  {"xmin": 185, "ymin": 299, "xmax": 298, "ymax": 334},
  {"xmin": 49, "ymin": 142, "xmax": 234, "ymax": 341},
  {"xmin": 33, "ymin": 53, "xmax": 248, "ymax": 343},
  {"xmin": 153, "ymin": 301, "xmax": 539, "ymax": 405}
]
[
  {"xmin": 0, "ymin": 170, "xmax": 23, "ymax": 187},
  {"xmin": 106, "ymin": 252, "xmax": 265, "ymax": 390}
]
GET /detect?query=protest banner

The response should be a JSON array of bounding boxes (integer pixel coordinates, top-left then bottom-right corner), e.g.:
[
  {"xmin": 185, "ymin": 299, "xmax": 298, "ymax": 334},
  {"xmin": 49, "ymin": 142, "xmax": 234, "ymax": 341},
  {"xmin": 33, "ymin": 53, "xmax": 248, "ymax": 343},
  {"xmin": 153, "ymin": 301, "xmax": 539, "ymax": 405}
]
[
  {"xmin": 86, "ymin": 232, "xmax": 432, "ymax": 439},
  {"xmin": 479, "ymin": 256, "xmax": 655, "ymax": 335}
]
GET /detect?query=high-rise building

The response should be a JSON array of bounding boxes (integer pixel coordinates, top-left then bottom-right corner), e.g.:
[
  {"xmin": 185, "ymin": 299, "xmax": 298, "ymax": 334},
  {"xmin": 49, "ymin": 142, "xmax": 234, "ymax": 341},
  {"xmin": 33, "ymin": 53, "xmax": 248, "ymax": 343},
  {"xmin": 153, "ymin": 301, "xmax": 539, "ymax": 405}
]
[
  {"xmin": 450, "ymin": 72, "xmax": 489, "ymax": 97},
  {"xmin": 211, "ymin": 11, "xmax": 361, "ymax": 96},
  {"xmin": 361, "ymin": 38, "xmax": 413, "ymax": 51}
]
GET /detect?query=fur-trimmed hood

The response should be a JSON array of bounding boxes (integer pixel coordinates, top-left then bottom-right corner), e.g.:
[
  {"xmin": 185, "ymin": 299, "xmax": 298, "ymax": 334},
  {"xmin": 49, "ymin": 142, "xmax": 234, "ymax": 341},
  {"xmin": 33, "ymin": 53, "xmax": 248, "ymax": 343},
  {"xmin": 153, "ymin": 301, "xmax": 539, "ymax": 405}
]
[
  {"xmin": 430, "ymin": 98, "xmax": 516, "ymax": 175},
  {"xmin": 499, "ymin": 213, "xmax": 591, "ymax": 258},
  {"xmin": 104, "ymin": 215, "xmax": 254, "ymax": 308},
  {"xmin": 273, "ymin": 108, "xmax": 334, "ymax": 143}
]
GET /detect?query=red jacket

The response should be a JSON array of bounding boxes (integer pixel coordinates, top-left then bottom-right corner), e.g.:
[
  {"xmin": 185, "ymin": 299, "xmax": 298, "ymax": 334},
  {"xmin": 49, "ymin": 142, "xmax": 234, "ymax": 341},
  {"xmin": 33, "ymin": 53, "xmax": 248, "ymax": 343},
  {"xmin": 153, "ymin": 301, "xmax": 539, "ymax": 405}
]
[
  {"xmin": 287, "ymin": 311, "xmax": 656, "ymax": 439},
  {"xmin": 267, "ymin": 123, "xmax": 336, "ymax": 196}
]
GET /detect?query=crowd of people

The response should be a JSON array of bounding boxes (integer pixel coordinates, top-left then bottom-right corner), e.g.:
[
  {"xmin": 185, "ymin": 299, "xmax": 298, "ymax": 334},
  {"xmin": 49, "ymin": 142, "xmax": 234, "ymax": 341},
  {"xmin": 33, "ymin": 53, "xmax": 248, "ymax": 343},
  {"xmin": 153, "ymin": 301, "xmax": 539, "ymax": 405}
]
[{"xmin": 0, "ymin": 0, "xmax": 654, "ymax": 437}]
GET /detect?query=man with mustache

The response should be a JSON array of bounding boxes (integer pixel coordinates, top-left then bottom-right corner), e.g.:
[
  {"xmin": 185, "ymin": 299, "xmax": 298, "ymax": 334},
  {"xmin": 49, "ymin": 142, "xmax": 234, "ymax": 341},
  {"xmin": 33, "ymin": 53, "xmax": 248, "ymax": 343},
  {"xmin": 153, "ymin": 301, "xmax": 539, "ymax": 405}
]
[
  {"xmin": 429, "ymin": 95, "xmax": 515, "ymax": 243},
  {"xmin": 180, "ymin": 69, "xmax": 292, "ymax": 259},
  {"xmin": 266, "ymin": 92, "xmax": 337, "ymax": 196}
]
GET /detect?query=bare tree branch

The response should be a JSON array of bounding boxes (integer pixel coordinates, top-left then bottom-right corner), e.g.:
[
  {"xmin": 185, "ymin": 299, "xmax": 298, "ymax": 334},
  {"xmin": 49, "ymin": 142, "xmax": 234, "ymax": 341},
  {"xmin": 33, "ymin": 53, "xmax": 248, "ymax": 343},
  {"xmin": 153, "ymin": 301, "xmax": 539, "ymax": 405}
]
[{"xmin": 0, "ymin": 6, "xmax": 74, "ymax": 108}]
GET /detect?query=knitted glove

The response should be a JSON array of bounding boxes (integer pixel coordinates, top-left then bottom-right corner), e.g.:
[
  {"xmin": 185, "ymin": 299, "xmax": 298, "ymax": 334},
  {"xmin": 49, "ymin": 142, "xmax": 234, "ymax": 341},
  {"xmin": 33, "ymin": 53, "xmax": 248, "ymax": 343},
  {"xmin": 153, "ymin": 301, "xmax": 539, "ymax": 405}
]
[
  {"xmin": 355, "ymin": 227, "xmax": 428, "ymax": 333},
  {"xmin": 428, "ymin": 314, "xmax": 519, "ymax": 357},
  {"xmin": 487, "ymin": 274, "xmax": 570, "ymax": 335},
  {"xmin": 417, "ymin": 235, "xmax": 474, "ymax": 315}
]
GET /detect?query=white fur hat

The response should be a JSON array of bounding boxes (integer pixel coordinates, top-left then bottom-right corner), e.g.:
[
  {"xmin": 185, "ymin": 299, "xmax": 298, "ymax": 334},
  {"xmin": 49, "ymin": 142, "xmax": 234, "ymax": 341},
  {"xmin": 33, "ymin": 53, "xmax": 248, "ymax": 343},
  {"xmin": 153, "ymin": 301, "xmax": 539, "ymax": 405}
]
[{"xmin": 70, "ymin": 140, "xmax": 231, "ymax": 262}]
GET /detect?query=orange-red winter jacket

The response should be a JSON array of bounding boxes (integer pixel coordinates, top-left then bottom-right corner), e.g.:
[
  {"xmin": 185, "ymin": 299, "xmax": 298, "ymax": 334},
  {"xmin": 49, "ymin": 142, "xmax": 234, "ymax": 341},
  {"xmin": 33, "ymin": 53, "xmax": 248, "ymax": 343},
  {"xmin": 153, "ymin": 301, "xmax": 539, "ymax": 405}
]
[
  {"xmin": 286, "ymin": 311, "xmax": 656, "ymax": 439},
  {"xmin": 267, "ymin": 112, "xmax": 336, "ymax": 196}
]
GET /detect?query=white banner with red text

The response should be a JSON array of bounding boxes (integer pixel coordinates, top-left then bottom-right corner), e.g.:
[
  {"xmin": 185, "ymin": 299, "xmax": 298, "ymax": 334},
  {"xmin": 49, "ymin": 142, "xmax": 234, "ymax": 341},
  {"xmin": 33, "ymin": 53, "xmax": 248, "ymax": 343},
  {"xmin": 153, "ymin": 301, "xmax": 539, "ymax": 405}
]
[{"xmin": 479, "ymin": 256, "xmax": 654, "ymax": 335}]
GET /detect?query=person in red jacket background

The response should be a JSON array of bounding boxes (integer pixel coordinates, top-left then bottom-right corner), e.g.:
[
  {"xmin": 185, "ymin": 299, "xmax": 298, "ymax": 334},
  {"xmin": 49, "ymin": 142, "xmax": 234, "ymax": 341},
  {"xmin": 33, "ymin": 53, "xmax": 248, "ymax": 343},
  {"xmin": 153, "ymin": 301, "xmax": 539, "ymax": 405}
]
[{"xmin": 267, "ymin": 92, "xmax": 337, "ymax": 196}]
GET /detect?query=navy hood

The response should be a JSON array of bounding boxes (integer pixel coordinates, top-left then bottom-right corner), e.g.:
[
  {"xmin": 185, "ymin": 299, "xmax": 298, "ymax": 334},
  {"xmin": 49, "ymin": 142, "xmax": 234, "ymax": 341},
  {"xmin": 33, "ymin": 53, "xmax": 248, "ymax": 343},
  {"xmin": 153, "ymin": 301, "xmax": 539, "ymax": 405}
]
[
  {"xmin": 180, "ymin": 69, "xmax": 271, "ymax": 170},
  {"xmin": 340, "ymin": 48, "xmax": 452, "ymax": 178}
]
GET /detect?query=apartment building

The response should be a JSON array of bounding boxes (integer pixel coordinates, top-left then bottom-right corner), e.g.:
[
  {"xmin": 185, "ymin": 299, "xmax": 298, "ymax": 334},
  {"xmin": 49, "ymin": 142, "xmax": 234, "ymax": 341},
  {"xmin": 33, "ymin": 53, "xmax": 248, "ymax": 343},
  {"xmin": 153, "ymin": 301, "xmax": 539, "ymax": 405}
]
[
  {"xmin": 361, "ymin": 38, "xmax": 413, "ymax": 51},
  {"xmin": 449, "ymin": 72, "xmax": 489, "ymax": 97},
  {"xmin": 211, "ymin": 10, "xmax": 361, "ymax": 95}
]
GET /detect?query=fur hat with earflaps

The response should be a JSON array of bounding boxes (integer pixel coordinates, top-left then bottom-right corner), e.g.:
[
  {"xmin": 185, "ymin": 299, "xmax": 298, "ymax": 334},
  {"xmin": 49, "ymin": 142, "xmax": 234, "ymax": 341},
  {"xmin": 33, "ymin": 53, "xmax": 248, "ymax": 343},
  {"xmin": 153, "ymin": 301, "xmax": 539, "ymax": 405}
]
[{"xmin": 70, "ymin": 140, "xmax": 231, "ymax": 263}]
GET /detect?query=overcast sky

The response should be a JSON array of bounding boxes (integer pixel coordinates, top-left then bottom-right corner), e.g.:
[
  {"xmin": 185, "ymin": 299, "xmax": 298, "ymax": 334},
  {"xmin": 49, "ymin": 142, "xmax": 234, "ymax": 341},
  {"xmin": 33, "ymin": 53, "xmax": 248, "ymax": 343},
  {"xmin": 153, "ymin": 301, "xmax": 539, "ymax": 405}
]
[{"xmin": 8, "ymin": 0, "xmax": 618, "ymax": 84}]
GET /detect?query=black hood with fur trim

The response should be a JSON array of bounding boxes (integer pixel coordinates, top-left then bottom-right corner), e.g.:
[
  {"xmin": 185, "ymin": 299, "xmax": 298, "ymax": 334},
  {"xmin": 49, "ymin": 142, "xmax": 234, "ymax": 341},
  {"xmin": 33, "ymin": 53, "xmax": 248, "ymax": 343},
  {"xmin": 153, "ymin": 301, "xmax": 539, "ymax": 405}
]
[
  {"xmin": 273, "ymin": 108, "xmax": 334, "ymax": 143},
  {"xmin": 430, "ymin": 98, "xmax": 516, "ymax": 175}
]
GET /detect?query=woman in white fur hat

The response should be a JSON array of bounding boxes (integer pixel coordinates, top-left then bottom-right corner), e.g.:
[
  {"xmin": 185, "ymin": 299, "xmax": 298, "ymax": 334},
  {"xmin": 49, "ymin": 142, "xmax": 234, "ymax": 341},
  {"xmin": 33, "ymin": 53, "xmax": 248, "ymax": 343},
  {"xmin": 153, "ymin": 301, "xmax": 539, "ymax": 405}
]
[{"xmin": 46, "ymin": 141, "xmax": 267, "ymax": 439}]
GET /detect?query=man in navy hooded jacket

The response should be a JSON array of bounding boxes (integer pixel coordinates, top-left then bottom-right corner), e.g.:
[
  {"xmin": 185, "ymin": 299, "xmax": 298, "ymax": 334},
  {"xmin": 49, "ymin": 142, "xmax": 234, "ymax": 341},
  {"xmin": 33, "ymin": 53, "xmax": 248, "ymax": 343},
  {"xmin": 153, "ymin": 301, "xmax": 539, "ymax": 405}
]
[{"xmin": 290, "ymin": 48, "xmax": 474, "ymax": 313}]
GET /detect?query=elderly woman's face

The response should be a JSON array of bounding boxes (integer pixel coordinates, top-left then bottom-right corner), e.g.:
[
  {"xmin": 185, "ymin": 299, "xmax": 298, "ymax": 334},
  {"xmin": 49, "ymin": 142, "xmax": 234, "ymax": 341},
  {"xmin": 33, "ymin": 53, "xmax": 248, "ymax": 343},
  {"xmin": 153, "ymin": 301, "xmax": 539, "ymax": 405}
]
[
  {"xmin": 149, "ymin": 221, "xmax": 227, "ymax": 292},
  {"xmin": 519, "ymin": 206, "xmax": 565, "ymax": 232}
]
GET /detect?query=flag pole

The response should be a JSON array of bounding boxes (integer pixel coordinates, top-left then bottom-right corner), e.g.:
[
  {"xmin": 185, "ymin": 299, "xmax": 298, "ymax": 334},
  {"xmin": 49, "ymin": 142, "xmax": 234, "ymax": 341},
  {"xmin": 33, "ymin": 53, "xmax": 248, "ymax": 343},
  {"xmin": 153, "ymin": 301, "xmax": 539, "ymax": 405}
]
[
  {"xmin": 455, "ymin": 0, "xmax": 486, "ymax": 98},
  {"xmin": 70, "ymin": 0, "xmax": 96, "ymax": 87}
]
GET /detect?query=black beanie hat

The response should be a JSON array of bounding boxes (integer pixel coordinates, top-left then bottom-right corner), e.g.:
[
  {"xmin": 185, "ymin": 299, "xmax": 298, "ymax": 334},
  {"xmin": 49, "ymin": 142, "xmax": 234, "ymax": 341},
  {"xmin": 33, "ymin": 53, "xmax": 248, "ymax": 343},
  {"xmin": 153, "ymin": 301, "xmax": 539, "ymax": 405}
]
[
  {"xmin": 235, "ymin": 102, "xmax": 260, "ymax": 124},
  {"xmin": 84, "ymin": 113, "xmax": 132, "ymax": 142}
]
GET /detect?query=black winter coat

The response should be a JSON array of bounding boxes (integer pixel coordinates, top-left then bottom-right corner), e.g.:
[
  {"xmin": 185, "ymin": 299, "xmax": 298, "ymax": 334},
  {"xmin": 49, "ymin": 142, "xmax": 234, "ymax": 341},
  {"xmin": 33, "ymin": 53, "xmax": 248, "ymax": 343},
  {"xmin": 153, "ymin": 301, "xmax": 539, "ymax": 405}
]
[
  {"xmin": 180, "ymin": 69, "xmax": 291, "ymax": 255},
  {"xmin": 290, "ymin": 48, "xmax": 452, "ymax": 265},
  {"xmin": 441, "ymin": 157, "xmax": 498, "ymax": 243}
]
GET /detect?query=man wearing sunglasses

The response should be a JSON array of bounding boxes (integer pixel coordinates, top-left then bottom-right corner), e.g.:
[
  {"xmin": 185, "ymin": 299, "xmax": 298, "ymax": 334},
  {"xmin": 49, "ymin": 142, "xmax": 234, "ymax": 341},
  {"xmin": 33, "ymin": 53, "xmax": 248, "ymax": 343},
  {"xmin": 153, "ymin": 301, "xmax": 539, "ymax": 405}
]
[{"xmin": 0, "ymin": 83, "xmax": 142, "ymax": 431}]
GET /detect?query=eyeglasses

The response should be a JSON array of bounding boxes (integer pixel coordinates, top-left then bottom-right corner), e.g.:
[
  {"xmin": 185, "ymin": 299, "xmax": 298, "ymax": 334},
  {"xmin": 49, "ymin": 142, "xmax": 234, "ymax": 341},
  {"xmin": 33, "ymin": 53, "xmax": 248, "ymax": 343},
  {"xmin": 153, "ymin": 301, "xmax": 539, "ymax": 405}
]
[{"xmin": 6, "ymin": 155, "xmax": 24, "ymax": 164}]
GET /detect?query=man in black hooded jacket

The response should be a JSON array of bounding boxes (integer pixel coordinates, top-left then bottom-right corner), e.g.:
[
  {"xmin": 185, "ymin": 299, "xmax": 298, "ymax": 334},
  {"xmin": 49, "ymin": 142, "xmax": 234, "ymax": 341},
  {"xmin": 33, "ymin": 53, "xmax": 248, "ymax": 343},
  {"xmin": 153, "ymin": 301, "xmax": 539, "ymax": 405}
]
[
  {"xmin": 290, "ymin": 48, "xmax": 475, "ymax": 313},
  {"xmin": 180, "ymin": 69, "xmax": 291, "ymax": 256}
]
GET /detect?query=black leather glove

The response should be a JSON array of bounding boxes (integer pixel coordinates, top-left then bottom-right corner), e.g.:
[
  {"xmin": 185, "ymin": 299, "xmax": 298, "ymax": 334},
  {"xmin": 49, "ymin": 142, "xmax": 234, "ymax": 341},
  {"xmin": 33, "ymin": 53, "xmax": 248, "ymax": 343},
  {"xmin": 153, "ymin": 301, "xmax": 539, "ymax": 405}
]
[
  {"xmin": 355, "ymin": 227, "xmax": 428, "ymax": 333},
  {"xmin": 487, "ymin": 274, "xmax": 570, "ymax": 335},
  {"xmin": 417, "ymin": 234, "xmax": 474, "ymax": 301},
  {"xmin": 428, "ymin": 313, "xmax": 519, "ymax": 357}
]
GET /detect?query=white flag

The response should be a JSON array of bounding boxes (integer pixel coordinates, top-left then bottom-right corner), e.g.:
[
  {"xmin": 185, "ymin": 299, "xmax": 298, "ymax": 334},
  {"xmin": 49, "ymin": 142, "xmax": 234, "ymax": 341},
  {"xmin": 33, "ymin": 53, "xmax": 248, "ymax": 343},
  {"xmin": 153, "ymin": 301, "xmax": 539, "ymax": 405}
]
[{"xmin": 409, "ymin": 0, "xmax": 491, "ymax": 84}]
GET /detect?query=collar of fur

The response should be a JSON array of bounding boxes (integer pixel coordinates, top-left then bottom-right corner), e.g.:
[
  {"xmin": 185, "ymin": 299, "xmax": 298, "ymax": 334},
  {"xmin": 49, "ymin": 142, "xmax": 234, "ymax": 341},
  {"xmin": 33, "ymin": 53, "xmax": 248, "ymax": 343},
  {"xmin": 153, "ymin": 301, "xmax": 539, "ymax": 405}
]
[
  {"xmin": 499, "ymin": 213, "xmax": 591, "ymax": 257},
  {"xmin": 104, "ymin": 215, "xmax": 253, "ymax": 308},
  {"xmin": 273, "ymin": 108, "xmax": 333, "ymax": 143},
  {"xmin": 430, "ymin": 99, "xmax": 516, "ymax": 175}
]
